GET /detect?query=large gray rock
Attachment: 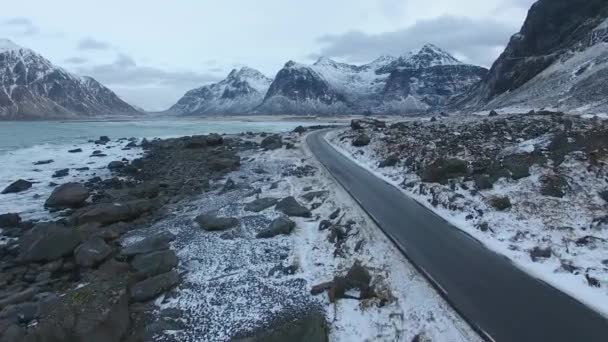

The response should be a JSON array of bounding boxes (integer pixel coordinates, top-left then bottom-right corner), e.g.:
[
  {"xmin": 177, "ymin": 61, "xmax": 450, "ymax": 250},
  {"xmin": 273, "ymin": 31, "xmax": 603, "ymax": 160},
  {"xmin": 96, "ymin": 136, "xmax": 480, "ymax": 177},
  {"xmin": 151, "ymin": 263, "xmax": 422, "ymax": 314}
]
[
  {"xmin": 352, "ymin": 134, "xmax": 370, "ymax": 147},
  {"xmin": 276, "ymin": 197, "xmax": 311, "ymax": 217},
  {"xmin": 244, "ymin": 198, "xmax": 279, "ymax": 212},
  {"xmin": 131, "ymin": 250, "xmax": 178, "ymax": 277},
  {"xmin": 44, "ymin": 182, "xmax": 90, "ymax": 209},
  {"xmin": 23, "ymin": 280, "xmax": 130, "ymax": 342},
  {"xmin": 74, "ymin": 199, "xmax": 153, "ymax": 226},
  {"xmin": 75, "ymin": 237, "xmax": 114, "ymax": 268},
  {"xmin": 234, "ymin": 311, "xmax": 329, "ymax": 342},
  {"xmin": 19, "ymin": 223, "xmax": 82, "ymax": 262},
  {"xmin": 0, "ymin": 213, "xmax": 21, "ymax": 227},
  {"xmin": 1, "ymin": 179, "xmax": 32, "ymax": 194},
  {"xmin": 261, "ymin": 134, "xmax": 283, "ymax": 150},
  {"xmin": 257, "ymin": 217, "xmax": 296, "ymax": 238},
  {"xmin": 121, "ymin": 232, "xmax": 175, "ymax": 257},
  {"xmin": 195, "ymin": 214, "xmax": 239, "ymax": 231},
  {"xmin": 130, "ymin": 271, "xmax": 180, "ymax": 302},
  {"xmin": 52, "ymin": 168, "xmax": 70, "ymax": 178}
]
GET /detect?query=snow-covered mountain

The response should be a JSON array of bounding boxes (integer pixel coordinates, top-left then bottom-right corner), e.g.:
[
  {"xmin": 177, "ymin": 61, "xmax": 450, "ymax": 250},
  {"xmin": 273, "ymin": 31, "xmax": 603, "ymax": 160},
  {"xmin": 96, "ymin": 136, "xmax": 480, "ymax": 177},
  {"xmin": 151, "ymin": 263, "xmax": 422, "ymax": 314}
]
[
  {"xmin": 257, "ymin": 44, "xmax": 487, "ymax": 115},
  {"xmin": 0, "ymin": 39, "xmax": 140, "ymax": 120},
  {"xmin": 169, "ymin": 67, "xmax": 272, "ymax": 116},
  {"xmin": 454, "ymin": 0, "xmax": 608, "ymax": 113}
]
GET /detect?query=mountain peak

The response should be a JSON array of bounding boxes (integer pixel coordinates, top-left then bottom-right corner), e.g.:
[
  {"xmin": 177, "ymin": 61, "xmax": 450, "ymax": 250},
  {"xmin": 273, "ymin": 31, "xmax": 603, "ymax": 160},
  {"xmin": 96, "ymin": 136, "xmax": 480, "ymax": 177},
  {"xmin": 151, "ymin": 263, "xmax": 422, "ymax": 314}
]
[
  {"xmin": 411, "ymin": 43, "xmax": 462, "ymax": 66},
  {"xmin": 0, "ymin": 39, "xmax": 23, "ymax": 53},
  {"xmin": 314, "ymin": 56, "xmax": 339, "ymax": 66}
]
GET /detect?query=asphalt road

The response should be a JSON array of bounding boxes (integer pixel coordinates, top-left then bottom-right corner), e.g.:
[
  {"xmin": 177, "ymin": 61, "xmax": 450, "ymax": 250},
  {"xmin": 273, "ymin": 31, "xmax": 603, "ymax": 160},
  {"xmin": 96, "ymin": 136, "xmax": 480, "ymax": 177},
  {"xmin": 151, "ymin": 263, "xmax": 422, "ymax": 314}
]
[{"xmin": 306, "ymin": 130, "xmax": 608, "ymax": 342}]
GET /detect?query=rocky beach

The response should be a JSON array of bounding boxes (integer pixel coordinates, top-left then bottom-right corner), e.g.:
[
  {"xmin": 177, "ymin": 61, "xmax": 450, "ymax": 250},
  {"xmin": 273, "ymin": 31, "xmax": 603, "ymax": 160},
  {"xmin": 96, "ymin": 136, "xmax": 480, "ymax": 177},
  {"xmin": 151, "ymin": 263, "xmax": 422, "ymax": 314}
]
[{"xmin": 0, "ymin": 126, "xmax": 480, "ymax": 341}]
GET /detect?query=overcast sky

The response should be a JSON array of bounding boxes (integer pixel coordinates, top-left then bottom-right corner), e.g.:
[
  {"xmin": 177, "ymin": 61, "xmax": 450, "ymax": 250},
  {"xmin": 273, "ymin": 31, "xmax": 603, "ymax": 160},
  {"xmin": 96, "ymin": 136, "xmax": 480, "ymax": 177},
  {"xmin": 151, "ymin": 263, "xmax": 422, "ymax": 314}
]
[{"xmin": 1, "ymin": 0, "xmax": 536, "ymax": 111}]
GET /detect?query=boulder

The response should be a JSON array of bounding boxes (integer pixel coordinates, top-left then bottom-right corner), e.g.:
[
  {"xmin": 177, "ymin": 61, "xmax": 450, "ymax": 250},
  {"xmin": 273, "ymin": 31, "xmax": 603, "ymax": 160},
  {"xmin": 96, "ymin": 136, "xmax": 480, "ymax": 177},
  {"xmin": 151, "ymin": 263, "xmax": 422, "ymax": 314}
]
[
  {"xmin": 206, "ymin": 133, "xmax": 224, "ymax": 146},
  {"xmin": 301, "ymin": 191, "xmax": 329, "ymax": 202},
  {"xmin": 599, "ymin": 190, "xmax": 608, "ymax": 203},
  {"xmin": 25, "ymin": 279, "xmax": 130, "ymax": 342},
  {"xmin": 234, "ymin": 311, "xmax": 329, "ymax": 342},
  {"xmin": 1, "ymin": 179, "xmax": 32, "ymax": 194},
  {"xmin": 420, "ymin": 158, "xmax": 469, "ymax": 183},
  {"xmin": 68, "ymin": 148, "xmax": 83, "ymax": 153},
  {"xmin": 74, "ymin": 200, "xmax": 153, "ymax": 226},
  {"xmin": 352, "ymin": 134, "xmax": 370, "ymax": 147},
  {"xmin": 208, "ymin": 154, "xmax": 240, "ymax": 172},
  {"xmin": 489, "ymin": 196, "xmax": 512, "ymax": 211},
  {"xmin": 0, "ymin": 213, "xmax": 21, "ymax": 227},
  {"xmin": 130, "ymin": 271, "xmax": 180, "ymax": 302},
  {"xmin": 378, "ymin": 155, "xmax": 399, "ymax": 168},
  {"xmin": 276, "ymin": 197, "xmax": 311, "ymax": 217},
  {"xmin": 257, "ymin": 217, "xmax": 296, "ymax": 238},
  {"xmin": 121, "ymin": 232, "xmax": 175, "ymax": 257},
  {"xmin": 489, "ymin": 110, "xmax": 499, "ymax": 117},
  {"xmin": 19, "ymin": 223, "xmax": 82, "ymax": 262},
  {"xmin": 310, "ymin": 262, "xmax": 374, "ymax": 303},
  {"xmin": 351, "ymin": 119, "xmax": 364, "ymax": 130},
  {"xmin": 108, "ymin": 161, "xmax": 124, "ymax": 170},
  {"xmin": 44, "ymin": 182, "xmax": 90, "ymax": 209},
  {"xmin": 99, "ymin": 136, "xmax": 111, "ymax": 143},
  {"xmin": 530, "ymin": 246, "xmax": 552, "ymax": 261},
  {"xmin": 131, "ymin": 250, "xmax": 178, "ymax": 277},
  {"xmin": 75, "ymin": 237, "xmax": 114, "ymax": 268},
  {"xmin": 261, "ymin": 135, "xmax": 283, "ymax": 150},
  {"xmin": 473, "ymin": 174, "xmax": 494, "ymax": 190},
  {"xmin": 221, "ymin": 178, "xmax": 237, "ymax": 193},
  {"xmin": 33, "ymin": 159, "xmax": 54, "ymax": 165},
  {"xmin": 52, "ymin": 168, "xmax": 70, "ymax": 178},
  {"xmin": 540, "ymin": 175, "xmax": 569, "ymax": 198},
  {"xmin": 293, "ymin": 126, "xmax": 307, "ymax": 134},
  {"xmin": 195, "ymin": 214, "xmax": 239, "ymax": 231},
  {"xmin": 244, "ymin": 198, "xmax": 279, "ymax": 212}
]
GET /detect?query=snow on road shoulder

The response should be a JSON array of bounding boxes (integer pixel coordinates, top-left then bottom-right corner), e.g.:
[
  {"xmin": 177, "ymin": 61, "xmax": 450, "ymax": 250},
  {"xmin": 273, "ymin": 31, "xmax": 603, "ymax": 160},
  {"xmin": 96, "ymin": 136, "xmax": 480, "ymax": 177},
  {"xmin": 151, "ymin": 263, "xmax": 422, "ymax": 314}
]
[{"xmin": 326, "ymin": 125, "xmax": 608, "ymax": 317}]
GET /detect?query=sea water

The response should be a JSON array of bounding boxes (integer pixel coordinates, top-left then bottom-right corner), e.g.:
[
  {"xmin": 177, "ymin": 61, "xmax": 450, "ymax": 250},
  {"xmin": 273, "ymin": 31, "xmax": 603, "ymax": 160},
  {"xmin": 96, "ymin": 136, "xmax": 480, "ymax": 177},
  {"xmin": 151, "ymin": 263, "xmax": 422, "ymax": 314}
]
[{"xmin": 0, "ymin": 118, "xmax": 323, "ymax": 220}]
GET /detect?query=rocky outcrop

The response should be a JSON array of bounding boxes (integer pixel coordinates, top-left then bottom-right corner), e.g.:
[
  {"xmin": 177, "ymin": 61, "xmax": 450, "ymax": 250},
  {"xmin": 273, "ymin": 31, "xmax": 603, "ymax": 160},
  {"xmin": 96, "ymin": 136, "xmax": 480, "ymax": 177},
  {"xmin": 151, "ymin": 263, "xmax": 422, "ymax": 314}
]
[
  {"xmin": 44, "ymin": 182, "xmax": 90, "ymax": 209},
  {"xmin": 256, "ymin": 217, "xmax": 296, "ymax": 238},
  {"xmin": 19, "ymin": 223, "xmax": 82, "ymax": 262},
  {"xmin": 195, "ymin": 214, "xmax": 239, "ymax": 231},
  {"xmin": 276, "ymin": 197, "xmax": 311, "ymax": 218},
  {"xmin": 0, "ymin": 39, "xmax": 141, "ymax": 120},
  {"xmin": 1, "ymin": 179, "xmax": 32, "ymax": 194},
  {"xmin": 454, "ymin": 0, "xmax": 608, "ymax": 113}
]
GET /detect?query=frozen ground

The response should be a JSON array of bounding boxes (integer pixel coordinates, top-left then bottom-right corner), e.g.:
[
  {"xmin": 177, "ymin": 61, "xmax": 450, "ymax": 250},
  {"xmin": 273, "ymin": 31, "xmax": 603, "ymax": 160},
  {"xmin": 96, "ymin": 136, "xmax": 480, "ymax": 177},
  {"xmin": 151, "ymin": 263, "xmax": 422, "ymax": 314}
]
[
  {"xmin": 328, "ymin": 116, "xmax": 608, "ymax": 317},
  {"xmin": 121, "ymin": 132, "xmax": 481, "ymax": 341}
]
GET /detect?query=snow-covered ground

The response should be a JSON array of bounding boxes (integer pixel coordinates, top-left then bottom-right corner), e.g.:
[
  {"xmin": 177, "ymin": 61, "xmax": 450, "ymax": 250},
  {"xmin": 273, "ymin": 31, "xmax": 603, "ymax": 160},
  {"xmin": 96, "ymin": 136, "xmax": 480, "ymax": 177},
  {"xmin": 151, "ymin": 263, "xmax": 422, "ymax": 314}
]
[
  {"xmin": 327, "ymin": 119, "xmax": 608, "ymax": 317},
  {"xmin": 121, "ymin": 131, "xmax": 481, "ymax": 341}
]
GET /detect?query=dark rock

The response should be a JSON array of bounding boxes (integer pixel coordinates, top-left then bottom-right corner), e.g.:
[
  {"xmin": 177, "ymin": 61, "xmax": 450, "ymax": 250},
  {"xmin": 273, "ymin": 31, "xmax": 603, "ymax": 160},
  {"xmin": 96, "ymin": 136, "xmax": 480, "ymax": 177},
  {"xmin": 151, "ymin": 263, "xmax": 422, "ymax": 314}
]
[
  {"xmin": 130, "ymin": 271, "xmax": 180, "ymax": 302},
  {"xmin": 311, "ymin": 262, "xmax": 374, "ymax": 303},
  {"xmin": 131, "ymin": 250, "xmax": 178, "ymax": 277},
  {"xmin": 318, "ymin": 220, "xmax": 332, "ymax": 231},
  {"xmin": 221, "ymin": 178, "xmax": 237, "ymax": 193},
  {"xmin": 33, "ymin": 159, "xmax": 54, "ymax": 165},
  {"xmin": 121, "ymin": 232, "xmax": 175, "ymax": 257},
  {"xmin": 421, "ymin": 158, "xmax": 469, "ymax": 183},
  {"xmin": 108, "ymin": 161, "xmax": 125, "ymax": 170},
  {"xmin": 276, "ymin": 196, "xmax": 311, "ymax": 217},
  {"xmin": 489, "ymin": 110, "xmax": 498, "ymax": 117},
  {"xmin": 244, "ymin": 198, "xmax": 279, "ymax": 212},
  {"xmin": 52, "ymin": 168, "xmax": 70, "ymax": 178},
  {"xmin": 352, "ymin": 134, "xmax": 371, "ymax": 147},
  {"xmin": 75, "ymin": 167, "xmax": 90, "ymax": 171},
  {"xmin": 233, "ymin": 311, "xmax": 329, "ymax": 342},
  {"xmin": 19, "ymin": 223, "xmax": 82, "ymax": 262},
  {"xmin": 26, "ymin": 279, "xmax": 130, "ymax": 342},
  {"xmin": 293, "ymin": 125, "xmax": 307, "ymax": 134},
  {"xmin": 530, "ymin": 246, "xmax": 552, "ymax": 261},
  {"xmin": 206, "ymin": 133, "xmax": 224, "ymax": 146},
  {"xmin": 44, "ymin": 182, "xmax": 90, "ymax": 209},
  {"xmin": 0, "ymin": 302, "xmax": 40, "ymax": 324},
  {"xmin": 0, "ymin": 213, "xmax": 21, "ymax": 227},
  {"xmin": 99, "ymin": 136, "xmax": 111, "ymax": 143},
  {"xmin": 329, "ymin": 208, "xmax": 341, "ymax": 220},
  {"xmin": 301, "ymin": 191, "xmax": 329, "ymax": 202},
  {"xmin": 379, "ymin": 154, "xmax": 399, "ymax": 168},
  {"xmin": 75, "ymin": 237, "xmax": 113, "ymax": 267},
  {"xmin": 208, "ymin": 154, "xmax": 240, "ymax": 172},
  {"xmin": 540, "ymin": 175, "xmax": 569, "ymax": 198},
  {"xmin": 68, "ymin": 148, "xmax": 83, "ymax": 153},
  {"xmin": 257, "ymin": 217, "xmax": 296, "ymax": 238},
  {"xmin": 74, "ymin": 200, "xmax": 154, "ymax": 226},
  {"xmin": 473, "ymin": 174, "xmax": 494, "ymax": 190},
  {"xmin": 261, "ymin": 134, "xmax": 283, "ymax": 150},
  {"xmin": 599, "ymin": 190, "xmax": 608, "ymax": 203},
  {"xmin": 489, "ymin": 196, "xmax": 512, "ymax": 211},
  {"xmin": 125, "ymin": 141, "xmax": 138, "ymax": 148},
  {"xmin": 351, "ymin": 119, "xmax": 364, "ymax": 130},
  {"xmin": 2, "ymin": 179, "xmax": 32, "ymax": 194},
  {"xmin": 195, "ymin": 214, "xmax": 239, "ymax": 231}
]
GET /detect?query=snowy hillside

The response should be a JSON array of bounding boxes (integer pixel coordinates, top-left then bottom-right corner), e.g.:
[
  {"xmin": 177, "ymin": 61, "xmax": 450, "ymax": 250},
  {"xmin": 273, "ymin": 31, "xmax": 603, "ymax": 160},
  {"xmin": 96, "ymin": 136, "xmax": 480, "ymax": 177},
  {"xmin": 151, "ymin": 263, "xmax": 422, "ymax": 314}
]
[
  {"xmin": 0, "ymin": 39, "xmax": 140, "ymax": 120},
  {"xmin": 170, "ymin": 67, "xmax": 272, "ymax": 116},
  {"xmin": 454, "ymin": 0, "xmax": 608, "ymax": 114},
  {"xmin": 258, "ymin": 43, "xmax": 486, "ymax": 115}
]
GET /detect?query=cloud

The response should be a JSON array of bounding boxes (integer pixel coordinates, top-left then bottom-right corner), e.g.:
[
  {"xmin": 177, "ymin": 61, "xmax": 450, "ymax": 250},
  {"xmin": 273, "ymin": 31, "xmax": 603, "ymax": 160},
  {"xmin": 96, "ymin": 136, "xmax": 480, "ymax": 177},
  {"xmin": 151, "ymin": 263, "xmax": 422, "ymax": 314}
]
[
  {"xmin": 3, "ymin": 17, "xmax": 39, "ymax": 36},
  {"xmin": 78, "ymin": 38, "xmax": 111, "ymax": 50},
  {"xmin": 315, "ymin": 15, "xmax": 517, "ymax": 67},
  {"xmin": 64, "ymin": 57, "xmax": 89, "ymax": 65}
]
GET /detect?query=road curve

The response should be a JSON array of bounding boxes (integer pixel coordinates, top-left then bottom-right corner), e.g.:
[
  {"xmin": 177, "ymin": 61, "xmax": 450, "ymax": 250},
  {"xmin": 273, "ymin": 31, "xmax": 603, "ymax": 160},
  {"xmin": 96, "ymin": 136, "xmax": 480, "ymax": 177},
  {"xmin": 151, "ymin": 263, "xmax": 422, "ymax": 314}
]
[{"xmin": 306, "ymin": 130, "xmax": 608, "ymax": 342}]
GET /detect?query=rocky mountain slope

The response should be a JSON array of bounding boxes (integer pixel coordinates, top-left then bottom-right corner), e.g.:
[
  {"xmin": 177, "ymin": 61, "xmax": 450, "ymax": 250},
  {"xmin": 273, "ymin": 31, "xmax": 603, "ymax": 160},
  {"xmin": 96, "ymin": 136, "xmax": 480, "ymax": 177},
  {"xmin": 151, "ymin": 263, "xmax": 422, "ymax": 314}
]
[
  {"xmin": 454, "ymin": 0, "xmax": 608, "ymax": 113},
  {"xmin": 169, "ymin": 67, "xmax": 272, "ymax": 116},
  {"xmin": 257, "ymin": 44, "xmax": 487, "ymax": 115},
  {"xmin": 0, "ymin": 39, "xmax": 140, "ymax": 120}
]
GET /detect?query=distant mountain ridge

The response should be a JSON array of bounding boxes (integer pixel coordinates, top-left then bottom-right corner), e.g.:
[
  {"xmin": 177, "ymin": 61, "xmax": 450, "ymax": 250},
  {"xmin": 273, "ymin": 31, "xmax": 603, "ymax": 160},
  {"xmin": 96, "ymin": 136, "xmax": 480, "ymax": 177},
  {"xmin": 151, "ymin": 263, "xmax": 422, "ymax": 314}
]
[
  {"xmin": 453, "ymin": 0, "xmax": 608, "ymax": 113},
  {"xmin": 172, "ymin": 44, "xmax": 488, "ymax": 116},
  {"xmin": 0, "ymin": 39, "xmax": 140, "ymax": 120}
]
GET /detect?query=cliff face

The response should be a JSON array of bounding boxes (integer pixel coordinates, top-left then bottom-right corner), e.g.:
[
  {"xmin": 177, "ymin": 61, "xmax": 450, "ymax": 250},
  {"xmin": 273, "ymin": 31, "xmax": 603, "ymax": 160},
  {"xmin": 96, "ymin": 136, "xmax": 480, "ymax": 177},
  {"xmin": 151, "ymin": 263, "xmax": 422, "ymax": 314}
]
[{"xmin": 455, "ymin": 0, "xmax": 608, "ymax": 112}]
